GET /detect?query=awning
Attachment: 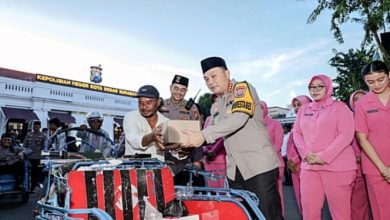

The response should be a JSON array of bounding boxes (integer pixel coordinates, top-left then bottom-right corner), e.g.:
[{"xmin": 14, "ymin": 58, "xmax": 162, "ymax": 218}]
[
  {"xmin": 48, "ymin": 112, "xmax": 76, "ymax": 124},
  {"xmin": 1, "ymin": 107, "xmax": 39, "ymax": 121},
  {"xmin": 114, "ymin": 118, "xmax": 123, "ymax": 127}
]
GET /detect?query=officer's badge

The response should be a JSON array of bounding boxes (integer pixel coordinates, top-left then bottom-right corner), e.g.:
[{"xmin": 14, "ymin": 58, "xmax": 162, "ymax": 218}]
[
  {"xmin": 234, "ymin": 85, "xmax": 246, "ymax": 98},
  {"xmin": 159, "ymin": 105, "xmax": 169, "ymax": 113},
  {"xmin": 231, "ymin": 81, "xmax": 254, "ymax": 116},
  {"xmin": 175, "ymin": 75, "xmax": 181, "ymax": 84},
  {"xmin": 227, "ymin": 83, "xmax": 233, "ymax": 92}
]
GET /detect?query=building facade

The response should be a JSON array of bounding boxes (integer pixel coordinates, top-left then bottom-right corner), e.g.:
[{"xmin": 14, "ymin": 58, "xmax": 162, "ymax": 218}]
[
  {"xmin": 268, "ymin": 106, "xmax": 290, "ymax": 118},
  {"xmin": 0, "ymin": 67, "xmax": 137, "ymax": 142}
]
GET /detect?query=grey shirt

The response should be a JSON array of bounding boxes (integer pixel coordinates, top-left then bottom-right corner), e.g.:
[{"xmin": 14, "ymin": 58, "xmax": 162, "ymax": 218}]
[
  {"xmin": 23, "ymin": 131, "xmax": 48, "ymax": 159},
  {"xmin": 202, "ymin": 80, "xmax": 279, "ymax": 180},
  {"xmin": 76, "ymin": 128, "xmax": 112, "ymax": 158}
]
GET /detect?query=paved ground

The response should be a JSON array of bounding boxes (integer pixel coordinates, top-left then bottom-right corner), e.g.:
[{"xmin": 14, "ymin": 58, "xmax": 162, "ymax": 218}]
[{"xmin": 0, "ymin": 184, "xmax": 332, "ymax": 220}]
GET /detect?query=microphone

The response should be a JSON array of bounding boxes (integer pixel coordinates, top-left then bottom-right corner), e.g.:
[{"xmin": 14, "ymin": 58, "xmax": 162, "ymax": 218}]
[{"xmin": 185, "ymin": 89, "xmax": 201, "ymax": 110}]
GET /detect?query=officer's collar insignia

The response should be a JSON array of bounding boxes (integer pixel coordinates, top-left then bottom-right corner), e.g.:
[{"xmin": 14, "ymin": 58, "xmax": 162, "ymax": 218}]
[{"xmin": 227, "ymin": 83, "xmax": 233, "ymax": 92}]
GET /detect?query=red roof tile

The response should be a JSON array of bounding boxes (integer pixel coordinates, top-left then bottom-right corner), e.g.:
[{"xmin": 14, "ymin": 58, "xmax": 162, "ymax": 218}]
[{"xmin": 0, "ymin": 67, "xmax": 36, "ymax": 82}]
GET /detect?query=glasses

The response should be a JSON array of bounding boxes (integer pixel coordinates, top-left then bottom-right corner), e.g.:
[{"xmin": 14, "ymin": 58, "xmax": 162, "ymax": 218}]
[{"xmin": 308, "ymin": 85, "xmax": 325, "ymax": 92}]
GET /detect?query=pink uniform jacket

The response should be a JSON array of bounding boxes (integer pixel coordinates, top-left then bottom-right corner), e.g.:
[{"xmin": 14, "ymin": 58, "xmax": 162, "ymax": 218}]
[
  {"xmin": 287, "ymin": 96, "xmax": 312, "ymax": 164},
  {"xmin": 260, "ymin": 101, "xmax": 284, "ymax": 167},
  {"xmin": 260, "ymin": 100, "xmax": 285, "ymax": 216},
  {"xmin": 349, "ymin": 90, "xmax": 366, "ymax": 158},
  {"xmin": 354, "ymin": 91, "xmax": 390, "ymax": 175},
  {"xmin": 293, "ymin": 75, "xmax": 357, "ymax": 171},
  {"xmin": 349, "ymin": 90, "xmax": 371, "ymax": 220}
]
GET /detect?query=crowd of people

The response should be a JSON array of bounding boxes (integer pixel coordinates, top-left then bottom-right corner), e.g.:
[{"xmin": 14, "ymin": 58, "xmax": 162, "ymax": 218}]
[{"xmin": 1, "ymin": 56, "xmax": 389, "ymax": 220}]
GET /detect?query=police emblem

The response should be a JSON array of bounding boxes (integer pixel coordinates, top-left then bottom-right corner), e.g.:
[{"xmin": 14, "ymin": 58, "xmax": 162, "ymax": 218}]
[
  {"xmin": 175, "ymin": 75, "xmax": 181, "ymax": 83},
  {"xmin": 90, "ymin": 64, "xmax": 103, "ymax": 83},
  {"xmin": 234, "ymin": 85, "xmax": 246, "ymax": 98}
]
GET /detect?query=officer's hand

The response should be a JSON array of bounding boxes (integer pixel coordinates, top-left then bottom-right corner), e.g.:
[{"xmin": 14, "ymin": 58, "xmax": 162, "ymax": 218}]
[
  {"xmin": 18, "ymin": 152, "xmax": 25, "ymax": 160},
  {"xmin": 80, "ymin": 124, "xmax": 88, "ymax": 131},
  {"xmin": 181, "ymin": 130, "xmax": 204, "ymax": 148}
]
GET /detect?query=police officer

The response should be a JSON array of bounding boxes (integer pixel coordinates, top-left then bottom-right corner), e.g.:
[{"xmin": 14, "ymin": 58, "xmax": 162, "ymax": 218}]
[
  {"xmin": 160, "ymin": 75, "xmax": 204, "ymax": 186},
  {"xmin": 23, "ymin": 120, "xmax": 47, "ymax": 191},
  {"xmin": 159, "ymin": 75, "xmax": 200, "ymax": 120},
  {"xmin": 182, "ymin": 57, "xmax": 282, "ymax": 220}
]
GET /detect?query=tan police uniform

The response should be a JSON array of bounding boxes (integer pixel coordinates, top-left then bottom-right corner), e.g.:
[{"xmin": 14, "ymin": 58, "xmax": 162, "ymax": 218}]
[
  {"xmin": 159, "ymin": 98, "xmax": 200, "ymax": 121},
  {"xmin": 202, "ymin": 80, "xmax": 279, "ymax": 180},
  {"xmin": 24, "ymin": 130, "xmax": 48, "ymax": 191},
  {"xmin": 160, "ymin": 98, "xmax": 203, "ymax": 186},
  {"xmin": 24, "ymin": 131, "xmax": 47, "ymax": 160}
]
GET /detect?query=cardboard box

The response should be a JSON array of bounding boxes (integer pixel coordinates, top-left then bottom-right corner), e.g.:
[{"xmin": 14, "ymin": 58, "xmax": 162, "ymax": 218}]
[{"xmin": 163, "ymin": 120, "xmax": 201, "ymax": 144}]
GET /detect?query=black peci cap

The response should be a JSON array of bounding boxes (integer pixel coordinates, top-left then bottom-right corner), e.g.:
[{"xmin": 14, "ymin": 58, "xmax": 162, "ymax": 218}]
[
  {"xmin": 201, "ymin": 56, "xmax": 228, "ymax": 74},
  {"xmin": 171, "ymin": 74, "xmax": 189, "ymax": 87},
  {"xmin": 137, "ymin": 85, "xmax": 160, "ymax": 98},
  {"xmin": 33, "ymin": 121, "xmax": 41, "ymax": 126}
]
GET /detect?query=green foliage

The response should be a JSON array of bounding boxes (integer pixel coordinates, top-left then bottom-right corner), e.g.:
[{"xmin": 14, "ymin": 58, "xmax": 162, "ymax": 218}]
[
  {"xmin": 308, "ymin": 0, "xmax": 390, "ymax": 64},
  {"xmin": 197, "ymin": 93, "xmax": 213, "ymax": 118},
  {"xmin": 330, "ymin": 47, "xmax": 373, "ymax": 103},
  {"xmin": 273, "ymin": 113, "xmax": 287, "ymax": 119}
]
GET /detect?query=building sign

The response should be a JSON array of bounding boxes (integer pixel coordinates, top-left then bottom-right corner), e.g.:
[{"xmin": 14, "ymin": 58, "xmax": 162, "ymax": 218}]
[{"xmin": 36, "ymin": 74, "xmax": 137, "ymax": 97}]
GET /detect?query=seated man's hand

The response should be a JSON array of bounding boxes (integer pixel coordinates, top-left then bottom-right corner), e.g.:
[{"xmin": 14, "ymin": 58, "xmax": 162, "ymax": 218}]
[
  {"xmin": 181, "ymin": 131, "xmax": 204, "ymax": 148},
  {"xmin": 155, "ymin": 138, "xmax": 165, "ymax": 151},
  {"xmin": 153, "ymin": 125, "xmax": 165, "ymax": 150},
  {"xmin": 152, "ymin": 125, "xmax": 163, "ymax": 140}
]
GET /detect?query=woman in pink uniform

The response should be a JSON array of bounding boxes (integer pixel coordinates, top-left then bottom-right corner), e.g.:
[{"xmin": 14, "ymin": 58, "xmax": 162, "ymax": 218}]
[
  {"xmin": 293, "ymin": 74, "xmax": 357, "ymax": 220},
  {"xmin": 203, "ymin": 94, "xmax": 226, "ymax": 188},
  {"xmin": 286, "ymin": 95, "xmax": 312, "ymax": 214},
  {"xmin": 355, "ymin": 60, "xmax": 390, "ymax": 220},
  {"xmin": 349, "ymin": 90, "xmax": 371, "ymax": 220},
  {"xmin": 260, "ymin": 101, "xmax": 285, "ymax": 216}
]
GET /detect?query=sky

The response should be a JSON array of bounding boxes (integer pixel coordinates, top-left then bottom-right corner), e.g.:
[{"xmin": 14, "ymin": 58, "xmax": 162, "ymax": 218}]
[{"xmin": 0, "ymin": 0, "xmax": 366, "ymax": 108}]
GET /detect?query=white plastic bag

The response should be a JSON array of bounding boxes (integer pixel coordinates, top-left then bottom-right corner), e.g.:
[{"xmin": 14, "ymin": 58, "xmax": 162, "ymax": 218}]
[{"xmin": 144, "ymin": 196, "xmax": 163, "ymax": 220}]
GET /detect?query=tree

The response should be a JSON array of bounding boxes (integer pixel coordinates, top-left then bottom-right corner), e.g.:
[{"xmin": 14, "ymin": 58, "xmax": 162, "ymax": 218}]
[
  {"xmin": 197, "ymin": 93, "xmax": 213, "ymax": 118},
  {"xmin": 330, "ymin": 47, "xmax": 374, "ymax": 103},
  {"xmin": 307, "ymin": 0, "xmax": 390, "ymax": 64},
  {"xmin": 273, "ymin": 113, "xmax": 287, "ymax": 119}
]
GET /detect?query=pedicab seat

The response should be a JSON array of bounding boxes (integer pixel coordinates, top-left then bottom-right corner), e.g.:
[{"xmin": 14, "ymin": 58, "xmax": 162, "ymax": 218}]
[{"xmin": 67, "ymin": 166, "xmax": 175, "ymax": 220}]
